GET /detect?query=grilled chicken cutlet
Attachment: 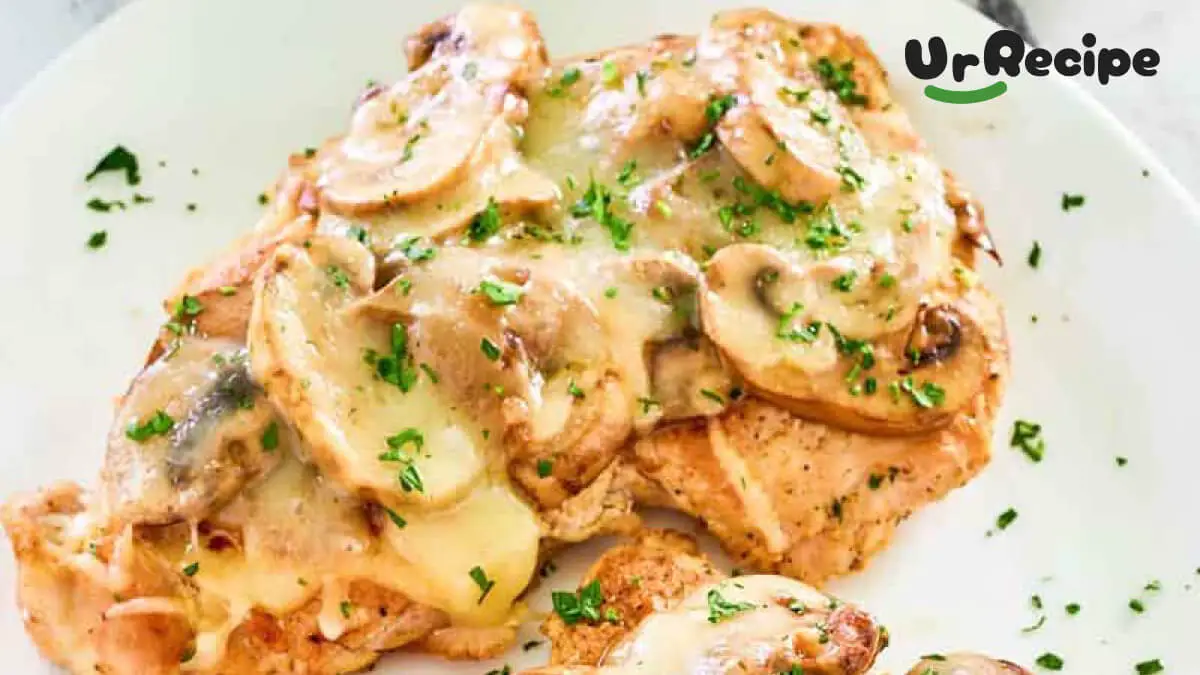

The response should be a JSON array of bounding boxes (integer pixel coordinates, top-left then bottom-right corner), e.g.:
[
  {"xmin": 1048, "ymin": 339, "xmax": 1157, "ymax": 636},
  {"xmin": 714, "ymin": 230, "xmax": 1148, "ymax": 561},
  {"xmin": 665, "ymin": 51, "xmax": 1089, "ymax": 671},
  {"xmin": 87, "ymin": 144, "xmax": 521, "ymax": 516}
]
[
  {"xmin": 2, "ymin": 3, "xmax": 1007, "ymax": 674},
  {"xmin": 528, "ymin": 531, "xmax": 1029, "ymax": 675}
]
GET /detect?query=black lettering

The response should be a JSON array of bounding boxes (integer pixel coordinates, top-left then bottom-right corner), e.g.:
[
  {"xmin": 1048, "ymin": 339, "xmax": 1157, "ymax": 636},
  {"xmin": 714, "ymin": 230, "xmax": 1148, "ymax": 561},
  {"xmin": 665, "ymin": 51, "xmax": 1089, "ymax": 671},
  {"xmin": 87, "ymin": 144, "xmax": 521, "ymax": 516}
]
[
  {"xmin": 1024, "ymin": 48, "xmax": 1052, "ymax": 76},
  {"xmin": 905, "ymin": 37, "xmax": 948, "ymax": 80},
  {"xmin": 951, "ymin": 53, "xmax": 980, "ymax": 82},
  {"xmin": 983, "ymin": 30, "xmax": 1024, "ymax": 76},
  {"xmin": 1083, "ymin": 46, "xmax": 1095, "ymax": 76},
  {"xmin": 1054, "ymin": 48, "xmax": 1082, "ymax": 76},
  {"xmin": 1097, "ymin": 48, "xmax": 1130, "ymax": 85},
  {"xmin": 1133, "ymin": 48, "xmax": 1160, "ymax": 76}
]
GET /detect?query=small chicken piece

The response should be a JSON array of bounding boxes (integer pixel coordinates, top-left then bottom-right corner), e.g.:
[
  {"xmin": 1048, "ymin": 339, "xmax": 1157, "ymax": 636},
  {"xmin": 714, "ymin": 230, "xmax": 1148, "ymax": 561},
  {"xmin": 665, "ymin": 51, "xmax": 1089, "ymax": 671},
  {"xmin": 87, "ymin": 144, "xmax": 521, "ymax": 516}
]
[
  {"xmin": 533, "ymin": 529, "xmax": 886, "ymax": 675},
  {"xmin": 630, "ymin": 374, "xmax": 1001, "ymax": 584}
]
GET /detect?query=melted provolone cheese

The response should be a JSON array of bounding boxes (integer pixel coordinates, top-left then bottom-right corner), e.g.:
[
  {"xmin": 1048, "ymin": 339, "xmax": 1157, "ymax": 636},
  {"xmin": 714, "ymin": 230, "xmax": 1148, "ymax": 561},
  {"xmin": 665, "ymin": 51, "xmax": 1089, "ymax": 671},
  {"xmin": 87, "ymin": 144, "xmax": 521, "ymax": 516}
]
[{"xmin": 600, "ymin": 575, "xmax": 833, "ymax": 675}]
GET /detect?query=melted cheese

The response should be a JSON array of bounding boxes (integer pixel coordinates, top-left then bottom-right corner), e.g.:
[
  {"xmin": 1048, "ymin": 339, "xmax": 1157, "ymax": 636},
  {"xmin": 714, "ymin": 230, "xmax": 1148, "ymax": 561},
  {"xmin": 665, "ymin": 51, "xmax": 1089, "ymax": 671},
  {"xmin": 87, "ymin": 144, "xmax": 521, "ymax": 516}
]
[
  {"xmin": 600, "ymin": 575, "xmax": 833, "ymax": 674},
  {"xmin": 160, "ymin": 448, "xmax": 537, "ymax": 669}
]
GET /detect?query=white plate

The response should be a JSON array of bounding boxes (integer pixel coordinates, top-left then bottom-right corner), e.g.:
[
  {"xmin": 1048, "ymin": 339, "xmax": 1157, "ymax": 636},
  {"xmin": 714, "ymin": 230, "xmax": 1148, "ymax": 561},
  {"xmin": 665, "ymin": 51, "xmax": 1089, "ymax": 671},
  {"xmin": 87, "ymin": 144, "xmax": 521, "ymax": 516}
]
[{"xmin": 1, "ymin": 0, "xmax": 1197, "ymax": 673}]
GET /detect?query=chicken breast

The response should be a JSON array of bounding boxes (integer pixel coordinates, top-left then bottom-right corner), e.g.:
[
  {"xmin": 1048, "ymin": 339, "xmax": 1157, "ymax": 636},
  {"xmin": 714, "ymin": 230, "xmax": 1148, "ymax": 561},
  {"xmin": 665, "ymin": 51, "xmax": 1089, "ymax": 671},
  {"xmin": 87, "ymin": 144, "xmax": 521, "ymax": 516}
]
[{"xmin": 2, "ymin": 4, "xmax": 1010, "ymax": 673}]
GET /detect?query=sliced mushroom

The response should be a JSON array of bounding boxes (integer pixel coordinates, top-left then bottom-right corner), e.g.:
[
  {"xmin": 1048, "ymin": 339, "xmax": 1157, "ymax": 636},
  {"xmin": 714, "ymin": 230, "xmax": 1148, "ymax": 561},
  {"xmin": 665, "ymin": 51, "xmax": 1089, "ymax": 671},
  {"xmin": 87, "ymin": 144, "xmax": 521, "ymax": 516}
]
[
  {"xmin": 101, "ymin": 338, "xmax": 279, "ymax": 526},
  {"xmin": 699, "ymin": 9, "xmax": 868, "ymax": 205},
  {"xmin": 317, "ymin": 75, "xmax": 491, "ymax": 215},
  {"xmin": 152, "ymin": 184, "xmax": 318, "ymax": 363},
  {"xmin": 906, "ymin": 653, "xmax": 1032, "ymax": 675},
  {"xmin": 699, "ymin": 243, "xmax": 1006, "ymax": 435},
  {"xmin": 344, "ymin": 101, "xmax": 560, "ymax": 250},
  {"xmin": 249, "ymin": 235, "xmax": 489, "ymax": 511},
  {"xmin": 358, "ymin": 247, "xmax": 633, "ymax": 509},
  {"xmin": 404, "ymin": 3, "xmax": 549, "ymax": 84},
  {"xmin": 318, "ymin": 4, "xmax": 550, "ymax": 217}
]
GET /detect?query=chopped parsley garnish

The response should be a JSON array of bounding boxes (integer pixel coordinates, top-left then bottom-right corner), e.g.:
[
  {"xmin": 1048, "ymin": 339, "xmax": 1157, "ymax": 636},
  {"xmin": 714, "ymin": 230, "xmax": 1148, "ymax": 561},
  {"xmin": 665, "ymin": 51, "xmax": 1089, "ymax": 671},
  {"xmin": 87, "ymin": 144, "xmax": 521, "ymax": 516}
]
[
  {"xmin": 86, "ymin": 145, "xmax": 141, "ymax": 185},
  {"xmin": 398, "ymin": 464, "xmax": 424, "ymax": 493},
  {"xmin": 1116, "ymin": 456, "xmax": 1128, "ymax": 467},
  {"xmin": 804, "ymin": 205, "xmax": 852, "ymax": 251},
  {"xmin": 536, "ymin": 459, "xmax": 553, "ymax": 478},
  {"xmin": 867, "ymin": 474, "xmax": 884, "ymax": 490},
  {"xmin": 478, "ymin": 279, "xmax": 524, "ymax": 305},
  {"xmin": 635, "ymin": 70, "xmax": 649, "ymax": 96},
  {"xmin": 832, "ymin": 271, "xmax": 857, "ymax": 292},
  {"xmin": 469, "ymin": 566, "xmax": 496, "ymax": 603},
  {"xmin": 1066, "ymin": 603, "xmax": 1081, "ymax": 615},
  {"xmin": 604, "ymin": 287, "xmax": 619, "ymax": 299},
  {"xmin": 419, "ymin": 363, "xmax": 439, "ymax": 383},
  {"xmin": 261, "ymin": 421, "xmax": 280, "ymax": 452},
  {"xmin": 552, "ymin": 579, "xmax": 604, "ymax": 625},
  {"xmin": 476, "ymin": 337, "xmax": 501, "ymax": 362},
  {"xmin": 899, "ymin": 377, "xmax": 945, "ymax": 408},
  {"xmin": 567, "ymin": 380, "xmax": 585, "ymax": 398},
  {"xmin": 86, "ymin": 231, "xmax": 108, "ymax": 250},
  {"xmin": 468, "ymin": 197, "xmax": 502, "ymax": 242},
  {"xmin": 547, "ymin": 67, "xmax": 582, "ymax": 97},
  {"xmin": 699, "ymin": 388, "xmax": 725, "ymax": 405},
  {"xmin": 601, "ymin": 60, "xmax": 621, "ymax": 87},
  {"xmin": 810, "ymin": 106, "xmax": 832, "ymax": 126},
  {"xmin": 365, "ymin": 322, "xmax": 419, "ymax": 393},
  {"xmin": 777, "ymin": 86, "xmax": 811, "ymax": 104},
  {"xmin": 878, "ymin": 273, "xmax": 896, "ymax": 288},
  {"xmin": 776, "ymin": 303, "xmax": 822, "ymax": 343},
  {"xmin": 257, "ymin": 192, "xmax": 269, "ymax": 205},
  {"xmin": 339, "ymin": 600, "xmax": 352, "ymax": 618},
  {"xmin": 1028, "ymin": 241, "xmax": 1043, "ymax": 268},
  {"xmin": 385, "ymin": 428, "xmax": 424, "ymax": 454},
  {"xmin": 706, "ymin": 588, "xmax": 755, "ymax": 624},
  {"xmin": 1129, "ymin": 598, "xmax": 1146, "ymax": 613},
  {"xmin": 125, "ymin": 410, "xmax": 175, "ymax": 442},
  {"xmin": 637, "ymin": 396, "xmax": 660, "ymax": 414},
  {"xmin": 1135, "ymin": 659, "xmax": 1165, "ymax": 674},
  {"xmin": 1011, "ymin": 420, "xmax": 1045, "ymax": 463},
  {"xmin": 346, "ymin": 225, "xmax": 370, "ymax": 245},
  {"xmin": 182, "ymin": 562, "xmax": 200, "ymax": 577},
  {"xmin": 384, "ymin": 507, "xmax": 407, "ymax": 529},
  {"xmin": 616, "ymin": 159, "xmax": 640, "ymax": 187},
  {"xmin": 397, "ymin": 236, "xmax": 437, "ymax": 262},
  {"xmin": 1035, "ymin": 653, "xmax": 1064, "ymax": 671},
  {"xmin": 689, "ymin": 93, "xmax": 737, "ymax": 159},
  {"xmin": 571, "ymin": 178, "xmax": 634, "ymax": 250},
  {"xmin": 326, "ymin": 265, "xmax": 351, "ymax": 289},
  {"xmin": 837, "ymin": 164, "xmax": 866, "ymax": 192},
  {"xmin": 522, "ymin": 640, "xmax": 542, "ymax": 651},
  {"xmin": 1061, "ymin": 193, "xmax": 1086, "ymax": 212},
  {"xmin": 995, "ymin": 508, "xmax": 1018, "ymax": 531},
  {"xmin": 87, "ymin": 197, "xmax": 127, "ymax": 213},
  {"xmin": 401, "ymin": 134, "xmax": 421, "ymax": 162},
  {"xmin": 815, "ymin": 57, "xmax": 868, "ymax": 106}
]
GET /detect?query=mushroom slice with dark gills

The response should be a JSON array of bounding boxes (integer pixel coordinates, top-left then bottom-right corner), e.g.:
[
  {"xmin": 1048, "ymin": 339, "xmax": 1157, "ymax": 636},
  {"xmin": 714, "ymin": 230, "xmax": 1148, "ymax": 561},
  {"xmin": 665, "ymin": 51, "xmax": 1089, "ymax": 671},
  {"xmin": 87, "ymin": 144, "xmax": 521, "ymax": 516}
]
[
  {"xmin": 100, "ymin": 338, "xmax": 279, "ymax": 526},
  {"xmin": 358, "ymin": 246, "xmax": 633, "ymax": 509},
  {"xmin": 906, "ymin": 653, "xmax": 1033, "ymax": 675},
  {"xmin": 315, "ymin": 3, "xmax": 553, "ymax": 218},
  {"xmin": 699, "ymin": 243, "xmax": 1007, "ymax": 436}
]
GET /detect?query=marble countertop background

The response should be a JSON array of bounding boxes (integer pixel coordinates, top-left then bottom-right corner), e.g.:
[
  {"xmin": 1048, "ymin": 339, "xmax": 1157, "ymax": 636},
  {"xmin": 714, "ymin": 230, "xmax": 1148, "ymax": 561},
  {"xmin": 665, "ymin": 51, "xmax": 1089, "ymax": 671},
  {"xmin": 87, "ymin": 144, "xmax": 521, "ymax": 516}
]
[{"xmin": 0, "ymin": 0, "xmax": 1196, "ymax": 191}]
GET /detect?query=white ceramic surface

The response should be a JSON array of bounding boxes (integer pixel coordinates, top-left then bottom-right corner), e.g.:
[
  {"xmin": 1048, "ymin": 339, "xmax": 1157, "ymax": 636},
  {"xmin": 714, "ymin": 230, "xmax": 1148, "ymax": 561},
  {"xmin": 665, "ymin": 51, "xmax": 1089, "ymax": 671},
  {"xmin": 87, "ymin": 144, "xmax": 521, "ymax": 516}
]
[{"xmin": 0, "ymin": 0, "xmax": 1196, "ymax": 673}]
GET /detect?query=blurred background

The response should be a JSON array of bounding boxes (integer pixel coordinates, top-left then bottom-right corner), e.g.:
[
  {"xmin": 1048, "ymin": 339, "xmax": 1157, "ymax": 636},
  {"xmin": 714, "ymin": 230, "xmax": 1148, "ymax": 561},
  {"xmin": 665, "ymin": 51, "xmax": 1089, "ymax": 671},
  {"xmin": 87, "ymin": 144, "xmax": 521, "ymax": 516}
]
[{"xmin": 0, "ymin": 0, "xmax": 1195, "ymax": 189}]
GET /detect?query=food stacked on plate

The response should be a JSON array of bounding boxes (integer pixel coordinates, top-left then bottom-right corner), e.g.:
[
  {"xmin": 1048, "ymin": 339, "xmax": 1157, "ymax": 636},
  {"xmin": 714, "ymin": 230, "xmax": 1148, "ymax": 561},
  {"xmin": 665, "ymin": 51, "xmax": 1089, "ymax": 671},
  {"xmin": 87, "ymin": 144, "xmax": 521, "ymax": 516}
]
[{"xmin": 1, "ymin": 4, "xmax": 1009, "ymax": 673}]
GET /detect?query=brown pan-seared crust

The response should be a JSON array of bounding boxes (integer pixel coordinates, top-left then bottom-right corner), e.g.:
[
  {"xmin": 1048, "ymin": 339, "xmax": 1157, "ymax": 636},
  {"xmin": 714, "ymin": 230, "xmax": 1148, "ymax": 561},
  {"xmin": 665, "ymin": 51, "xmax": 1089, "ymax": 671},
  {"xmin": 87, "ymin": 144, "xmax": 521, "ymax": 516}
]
[{"xmin": 630, "ymin": 346, "xmax": 1004, "ymax": 585}]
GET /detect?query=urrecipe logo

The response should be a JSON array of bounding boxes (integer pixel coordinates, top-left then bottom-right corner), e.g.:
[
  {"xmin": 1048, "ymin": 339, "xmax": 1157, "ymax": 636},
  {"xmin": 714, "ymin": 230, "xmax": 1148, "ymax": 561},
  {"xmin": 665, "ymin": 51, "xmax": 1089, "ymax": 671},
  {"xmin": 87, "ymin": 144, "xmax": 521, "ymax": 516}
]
[{"xmin": 905, "ymin": 30, "xmax": 1161, "ymax": 104}]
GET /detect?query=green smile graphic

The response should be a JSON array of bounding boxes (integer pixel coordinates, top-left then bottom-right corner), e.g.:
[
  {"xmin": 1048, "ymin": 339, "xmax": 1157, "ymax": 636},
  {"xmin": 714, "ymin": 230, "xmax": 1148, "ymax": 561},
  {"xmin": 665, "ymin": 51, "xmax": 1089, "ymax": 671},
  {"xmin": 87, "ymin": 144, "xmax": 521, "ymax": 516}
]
[{"xmin": 923, "ymin": 81, "xmax": 1008, "ymax": 104}]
